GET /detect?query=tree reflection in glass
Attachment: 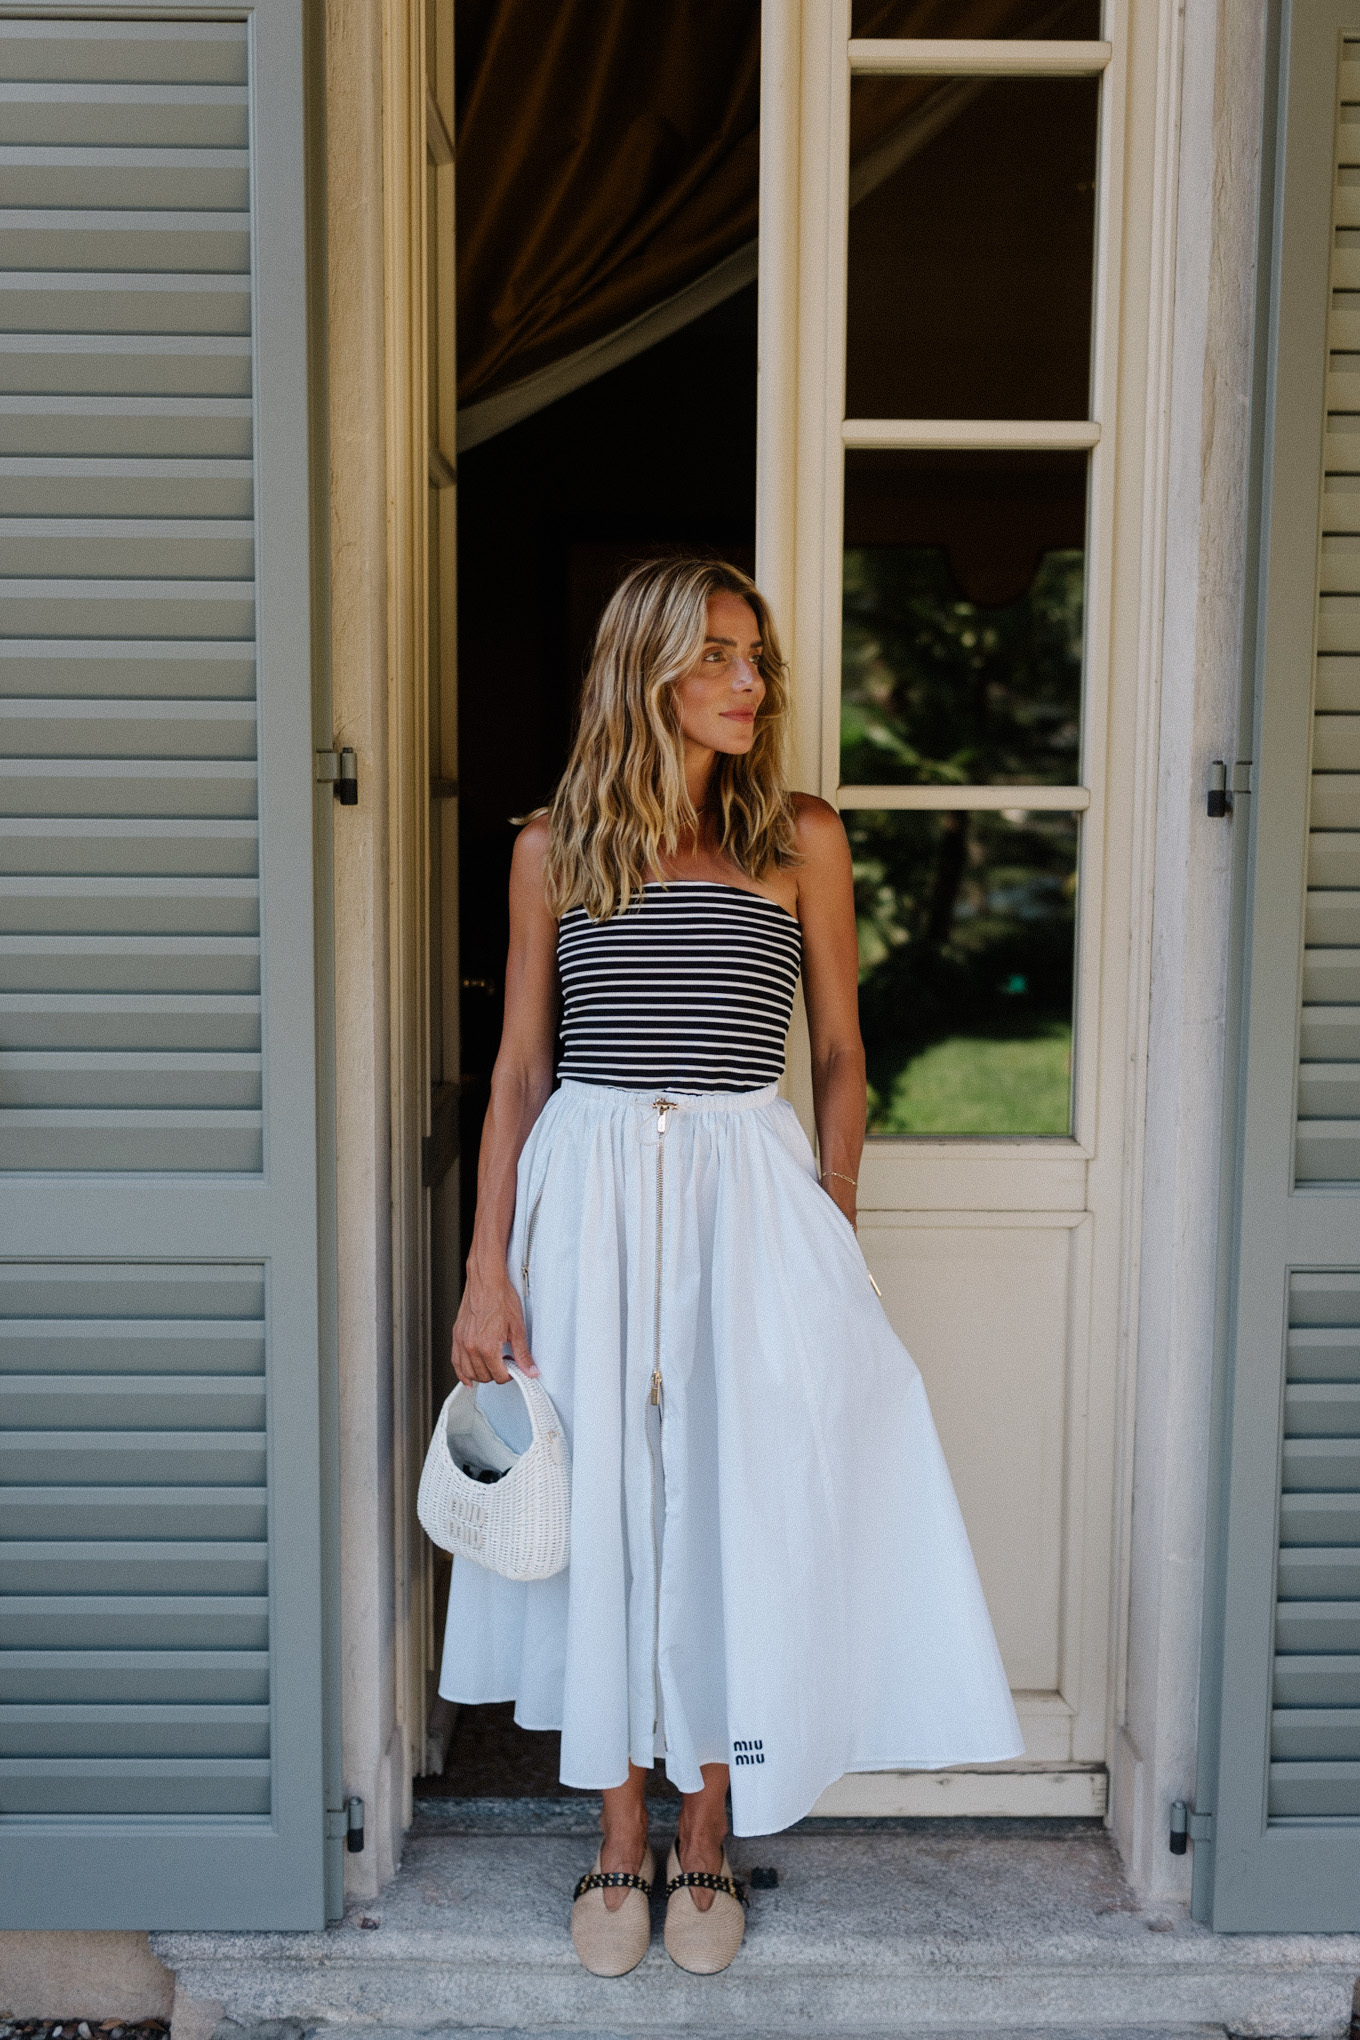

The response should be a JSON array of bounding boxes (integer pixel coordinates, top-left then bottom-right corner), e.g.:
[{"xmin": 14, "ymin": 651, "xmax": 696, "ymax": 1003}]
[
  {"xmin": 841, "ymin": 546, "xmax": 1083, "ymax": 788},
  {"xmin": 849, "ymin": 807, "xmax": 1077, "ymax": 1138}
]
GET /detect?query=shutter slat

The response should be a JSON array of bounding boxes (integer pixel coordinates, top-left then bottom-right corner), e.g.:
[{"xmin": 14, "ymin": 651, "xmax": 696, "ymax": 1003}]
[
  {"xmin": 0, "ymin": 24, "xmax": 247, "ymax": 88},
  {"xmin": 0, "ymin": 1756, "xmax": 270, "ymax": 1817},
  {"xmin": 1315, "ymin": 658, "xmax": 1360, "ymax": 710},
  {"xmin": 0, "ymin": 1319, "xmax": 265, "ymax": 1373},
  {"xmin": 0, "ymin": 398, "xmax": 252, "ymax": 458},
  {"xmin": 2, "ymin": 1375, "xmax": 266, "ymax": 1427},
  {"xmin": 2, "ymin": 759, "xmax": 258, "ymax": 818},
  {"xmin": 0, "ymin": 1488, "xmax": 267, "ymax": 1539},
  {"xmin": 0, "ymin": 699, "xmax": 257, "ymax": 755},
  {"xmin": 1310, "ymin": 775, "xmax": 1360, "ymax": 829},
  {"xmin": 0, "ymin": 642, "xmax": 256, "ymax": 696},
  {"xmin": 0, "ymin": 994, "xmax": 261, "ymax": 1051},
  {"xmin": 0, "ymin": 1053, "xmax": 263, "ymax": 1110},
  {"xmin": 0, "ymin": 1649, "xmax": 269, "ymax": 1704},
  {"xmin": 0, "ymin": 335, "xmax": 252, "ymax": 399},
  {"xmin": 0, "ymin": 157, "xmax": 249, "ymax": 212},
  {"xmin": 1275, "ymin": 1602, "xmax": 1360, "ymax": 1653},
  {"xmin": 0, "ymin": 1704, "xmax": 270, "ymax": 1759},
  {"xmin": 1308, "ymin": 829, "xmax": 1360, "ymax": 885},
  {"xmin": 0, "ymin": 821, "xmax": 258, "ymax": 875},
  {"xmin": 0, "ymin": 1431, "xmax": 267, "ymax": 1485},
  {"xmin": 1268, "ymin": 1761, "xmax": 1360, "ymax": 1818},
  {"xmin": 0, "ymin": 274, "xmax": 250, "ymax": 334},
  {"xmin": 1305, "ymin": 890, "xmax": 1360, "ymax": 944},
  {"xmin": 0, "ymin": 212, "xmax": 249, "ymax": 274},
  {"xmin": 1301, "ymin": 947, "xmax": 1360, "ymax": 1002},
  {"xmin": 0, "ymin": 1109, "xmax": 264, "ymax": 1172},
  {"xmin": 1271, "ymin": 1708, "xmax": 1360, "ymax": 1759},
  {"xmin": 1288, "ymin": 1325, "xmax": 1360, "ymax": 1379},
  {"xmin": 0, "ymin": 1542, "xmax": 268, "ymax": 1595},
  {"xmin": 0, "ymin": 465, "xmax": 254, "ymax": 518},
  {"xmin": 1279, "ymin": 1492, "xmax": 1360, "ymax": 1542},
  {"xmin": 1, "ymin": 935, "xmax": 261, "ymax": 993},
  {"xmin": 0, "ymin": 526, "xmax": 254, "ymax": 580},
  {"xmin": 1274, "ymin": 1655, "xmax": 1360, "ymax": 1707},
  {"xmin": 0, "ymin": 88, "xmax": 249, "ymax": 152},
  {"xmin": 1299, "ymin": 1004, "xmax": 1360, "ymax": 1059},
  {"xmin": 0, "ymin": 879, "xmax": 261, "ymax": 935},
  {"xmin": 1282, "ymin": 1437, "xmax": 1360, "ymax": 1488},
  {"xmin": 0, "ymin": 1596, "xmax": 270, "ymax": 1651},
  {"xmin": 0, "ymin": 582, "xmax": 254, "ymax": 635},
  {"xmin": 1277, "ymin": 1549, "xmax": 1360, "ymax": 1599},
  {"xmin": 1298, "ymin": 1062, "xmax": 1360, "ymax": 1117}
]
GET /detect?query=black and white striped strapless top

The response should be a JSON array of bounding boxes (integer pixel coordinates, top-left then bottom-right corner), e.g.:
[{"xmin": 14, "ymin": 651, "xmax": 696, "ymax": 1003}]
[{"xmin": 556, "ymin": 882, "xmax": 803, "ymax": 1093}]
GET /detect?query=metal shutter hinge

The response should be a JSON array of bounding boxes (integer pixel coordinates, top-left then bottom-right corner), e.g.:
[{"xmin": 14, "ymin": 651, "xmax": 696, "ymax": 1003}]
[
  {"xmin": 1207, "ymin": 759, "xmax": 1252, "ymax": 817},
  {"xmin": 316, "ymin": 746, "xmax": 359, "ymax": 805},
  {"xmin": 325, "ymin": 1796, "xmax": 365, "ymax": 1851},
  {"xmin": 1169, "ymin": 1799, "xmax": 1212, "ymax": 1852}
]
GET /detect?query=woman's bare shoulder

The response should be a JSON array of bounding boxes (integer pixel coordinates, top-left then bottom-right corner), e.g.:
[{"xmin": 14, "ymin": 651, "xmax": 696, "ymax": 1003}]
[
  {"xmin": 512, "ymin": 811, "xmax": 551, "ymax": 868},
  {"xmin": 789, "ymin": 791, "xmax": 849, "ymax": 862},
  {"xmin": 508, "ymin": 812, "xmax": 556, "ymax": 924}
]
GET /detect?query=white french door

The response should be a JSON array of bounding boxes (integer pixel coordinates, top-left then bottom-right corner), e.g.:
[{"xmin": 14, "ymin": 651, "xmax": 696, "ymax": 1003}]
[{"xmin": 758, "ymin": 1, "xmax": 1150, "ymax": 1812}]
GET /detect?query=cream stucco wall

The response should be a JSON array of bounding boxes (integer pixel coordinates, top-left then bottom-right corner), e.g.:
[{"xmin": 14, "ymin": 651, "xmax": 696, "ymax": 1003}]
[{"xmin": 1110, "ymin": 0, "xmax": 1270, "ymax": 1900}]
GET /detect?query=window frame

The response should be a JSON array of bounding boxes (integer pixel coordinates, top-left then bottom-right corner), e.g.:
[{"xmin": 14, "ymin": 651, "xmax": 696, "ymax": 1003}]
[{"xmin": 758, "ymin": 4, "xmax": 1123, "ymax": 1159}]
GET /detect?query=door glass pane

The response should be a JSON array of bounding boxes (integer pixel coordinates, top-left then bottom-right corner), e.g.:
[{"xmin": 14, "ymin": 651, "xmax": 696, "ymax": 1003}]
[
  {"xmin": 851, "ymin": 0, "xmax": 1100, "ymax": 33},
  {"xmin": 843, "ymin": 449, "xmax": 1087, "ymax": 785},
  {"xmin": 851, "ymin": 807, "xmax": 1077, "ymax": 1136},
  {"xmin": 846, "ymin": 75, "xmax": 1098, "ymax": 420}
]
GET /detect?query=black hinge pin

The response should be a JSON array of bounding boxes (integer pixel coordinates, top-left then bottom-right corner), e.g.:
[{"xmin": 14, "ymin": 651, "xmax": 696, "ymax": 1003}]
[
  {"xmin": 347, "ymin": 1794, "xmax": 365, "ymax": 1853},
  {"xmin": 316, "ymin": 746, "xmax": 359, "ymax": 806},
  {"xmin": 1207, "ymin": 761, "xmax": 1230, "ymax": 818}
]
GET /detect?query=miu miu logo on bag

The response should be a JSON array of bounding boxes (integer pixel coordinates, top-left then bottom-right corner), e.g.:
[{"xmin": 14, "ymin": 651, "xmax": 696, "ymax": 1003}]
[{"xmin": 732, "ymin": 1739, "xmax": 764, "ymax": 1766}]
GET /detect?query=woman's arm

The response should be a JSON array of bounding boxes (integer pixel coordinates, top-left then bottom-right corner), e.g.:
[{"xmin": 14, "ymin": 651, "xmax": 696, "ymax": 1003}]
[
  {"xmin": 794, "ymin": 796, "xmax": 867, "ymax": 1227},
  {"xmin": 451, "ymin": 817, "xmax": 560, "ymax": 1384}
]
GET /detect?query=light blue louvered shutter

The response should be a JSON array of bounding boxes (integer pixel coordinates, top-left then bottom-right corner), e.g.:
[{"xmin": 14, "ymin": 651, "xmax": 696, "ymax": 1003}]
[
  {"xmin": 0, "ymin": 2, "xmax": 329, "ymax": 1928},
  {"xmin": 1199, "ymin": 0, "xmax": 1360, "ymax": 1932}
]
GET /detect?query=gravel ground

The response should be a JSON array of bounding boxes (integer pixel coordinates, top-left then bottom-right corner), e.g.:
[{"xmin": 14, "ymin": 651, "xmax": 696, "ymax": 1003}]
[{"xmin": 0, "ymin": 2025, "xmax": 169, "ymax": 2040}]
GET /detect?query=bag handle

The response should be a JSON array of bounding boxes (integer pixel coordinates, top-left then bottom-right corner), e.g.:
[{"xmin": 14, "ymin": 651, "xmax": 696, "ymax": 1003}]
[{"xmin": 454, "ymin": 1359, "xmax": 551, "ymax": 1450}]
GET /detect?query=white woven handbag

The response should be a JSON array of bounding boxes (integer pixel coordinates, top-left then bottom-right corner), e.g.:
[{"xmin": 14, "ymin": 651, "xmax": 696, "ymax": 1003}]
[{"xmin": 416, "ymin": 1366, "xmax": 570, "ymax": 1581}]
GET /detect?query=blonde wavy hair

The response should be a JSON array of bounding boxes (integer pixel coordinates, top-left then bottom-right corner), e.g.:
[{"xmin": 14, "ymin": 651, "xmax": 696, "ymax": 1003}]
[{"xmin": 543, "ymin": 556, "xmax": 799, "ymax": 921}]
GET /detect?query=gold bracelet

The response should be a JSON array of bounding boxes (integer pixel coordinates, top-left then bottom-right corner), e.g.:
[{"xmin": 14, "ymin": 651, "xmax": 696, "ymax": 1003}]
[{"xmin": 819, "ymin": 1169, "xmax": 857, "ymax": 1190}]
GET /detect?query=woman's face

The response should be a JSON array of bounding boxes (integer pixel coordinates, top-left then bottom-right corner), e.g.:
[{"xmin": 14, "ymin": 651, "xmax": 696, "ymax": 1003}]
[{"xmin": 672, "ymin": 591, "xmax": 766, "ymax": 757}]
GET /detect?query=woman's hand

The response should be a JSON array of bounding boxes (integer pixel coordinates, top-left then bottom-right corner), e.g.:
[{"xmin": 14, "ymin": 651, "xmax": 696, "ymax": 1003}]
[{"xmin": 451, "ymin": 1262, "xmax": 538, "ymax": 1384}]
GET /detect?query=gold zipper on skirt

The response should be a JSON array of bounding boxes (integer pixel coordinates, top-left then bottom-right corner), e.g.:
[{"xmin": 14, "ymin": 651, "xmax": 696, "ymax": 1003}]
[
  {"xmin": 647, "ymin": 1097, "xmax": 672, "ymax": 1752},
  {"xmin": 649, "ymin": 1097, "xmax": 670, "ymax": 1406}
]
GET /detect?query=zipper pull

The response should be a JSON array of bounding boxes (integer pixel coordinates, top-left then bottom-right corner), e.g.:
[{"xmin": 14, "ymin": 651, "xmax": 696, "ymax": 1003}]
[
  {"xmin": 649, "ymin": 1369, "xmax": 663, "ymax": 1407},
  {"xmin": 653, "ymin": 1097, "xmax": 671, "ymax": 1136}
]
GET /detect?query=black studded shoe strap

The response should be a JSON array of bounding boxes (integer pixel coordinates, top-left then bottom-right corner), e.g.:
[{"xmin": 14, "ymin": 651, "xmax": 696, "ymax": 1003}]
[
  {"xmin": 664, "ymin": 1868, "xmax": 747, "ymax": 1905},
  {"xmin": 573, "ymin": 1868, "xmax": 652, "ymax": 1901}
]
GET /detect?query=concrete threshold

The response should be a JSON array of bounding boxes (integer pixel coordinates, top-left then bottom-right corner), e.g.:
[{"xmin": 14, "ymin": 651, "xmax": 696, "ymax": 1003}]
[{"xmin": 152, "ymin": 1821, "xmax": 1360, "ymax": 2040}]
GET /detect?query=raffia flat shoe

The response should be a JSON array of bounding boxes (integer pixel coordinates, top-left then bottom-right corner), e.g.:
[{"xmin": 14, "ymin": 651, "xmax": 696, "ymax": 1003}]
[
  {"xmin": 663, "ymin": 1842, "xmax": 747, "ymax": 1973},
  {"xmin": 570, "ymin": 1844, "xmax": 656, "ymax": 1976}
]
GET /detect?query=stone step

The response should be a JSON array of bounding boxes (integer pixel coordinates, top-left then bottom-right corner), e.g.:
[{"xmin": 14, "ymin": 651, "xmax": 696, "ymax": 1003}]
[
  {"xmin": 152, "ymin": 1827, "xmax": 1360, "ymax": 2040},
  {"xmin": 278, "ymin": 2028, "xmax": 1234, "ymax": 2040}
]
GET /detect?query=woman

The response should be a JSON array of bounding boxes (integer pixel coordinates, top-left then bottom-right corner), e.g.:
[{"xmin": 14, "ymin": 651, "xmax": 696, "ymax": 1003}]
[{"xmin": 438, "ymin": 557, "xmax": 1021, "ymax": 1977}]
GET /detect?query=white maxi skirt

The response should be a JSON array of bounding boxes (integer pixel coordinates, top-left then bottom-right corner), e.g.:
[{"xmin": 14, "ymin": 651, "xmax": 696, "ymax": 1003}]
[{"xmin": 438, "ymin": 1078, "xmax": 1023, "ymax": 1836}]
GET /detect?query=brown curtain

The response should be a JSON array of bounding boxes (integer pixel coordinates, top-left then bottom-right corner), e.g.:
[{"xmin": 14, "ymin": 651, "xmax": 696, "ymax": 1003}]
[{"xmin": 455, "ymin": 0, "xmax": 1087, "ymax": 409}]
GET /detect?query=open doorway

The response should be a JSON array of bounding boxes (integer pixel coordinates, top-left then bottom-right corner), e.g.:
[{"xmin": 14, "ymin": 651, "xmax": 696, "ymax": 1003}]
[{"xmin": 419, "ymin": 284, "xmax": 757, "ymax": 1804}]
